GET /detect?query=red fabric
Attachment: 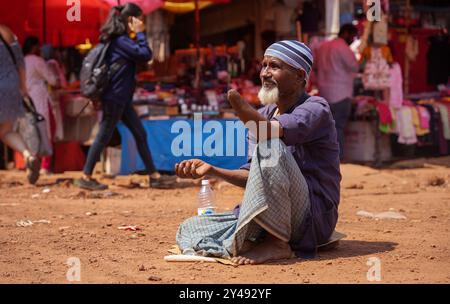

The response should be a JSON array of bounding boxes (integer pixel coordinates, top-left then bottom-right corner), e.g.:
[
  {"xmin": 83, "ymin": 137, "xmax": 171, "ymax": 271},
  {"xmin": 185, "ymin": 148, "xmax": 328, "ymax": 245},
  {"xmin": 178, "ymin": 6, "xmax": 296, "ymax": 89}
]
[
  {"xmin": 53, "ymin": 142, "xmax": 86, "ymax": 173},
  {"xmin": 15, "ymin": 141, "xmax": 86, "ymax": 172},
  {"xmin": 3, "ymin": 0, "xmax": 230, "ymax": 46},
  {"xmin": 376, "ymin": 102, "xmax": 393, "ymax": 124},
  {"xmin": 102, "ymin": 0, "xmax": 231, "ymax": 14},
  {"xmin": 389, "ymin": 28, "xmax": 441, "ymax": 94},
  {"xmin": 102, "ymin": 0, "xmax": 164, "ymax": 14},
  {"xmin": 1, "ymin": 0, "xmax": 110, "ymax": 47}
]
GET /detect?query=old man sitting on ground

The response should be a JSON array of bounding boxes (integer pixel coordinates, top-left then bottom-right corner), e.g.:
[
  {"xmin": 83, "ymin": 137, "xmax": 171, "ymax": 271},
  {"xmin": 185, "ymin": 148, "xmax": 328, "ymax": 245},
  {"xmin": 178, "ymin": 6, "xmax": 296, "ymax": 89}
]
[{"xmin": 175, "ymin": 41, "xmax": 341, "ymax": 265}]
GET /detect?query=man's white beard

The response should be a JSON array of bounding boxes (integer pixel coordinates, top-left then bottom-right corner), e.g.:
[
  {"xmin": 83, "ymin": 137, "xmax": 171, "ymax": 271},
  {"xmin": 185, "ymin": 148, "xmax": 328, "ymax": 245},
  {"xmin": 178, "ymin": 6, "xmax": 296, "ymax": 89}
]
[{"xmin": 258, "ymin": 86, "xmax": 279, "ymax": 105}]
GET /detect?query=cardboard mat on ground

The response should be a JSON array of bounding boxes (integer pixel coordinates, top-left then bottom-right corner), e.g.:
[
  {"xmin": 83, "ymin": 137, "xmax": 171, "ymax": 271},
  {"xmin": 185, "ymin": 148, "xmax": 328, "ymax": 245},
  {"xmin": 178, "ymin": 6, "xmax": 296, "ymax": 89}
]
[{"xmin": 164, "ymin": 231, "xmax": 347, "ymax": 266}]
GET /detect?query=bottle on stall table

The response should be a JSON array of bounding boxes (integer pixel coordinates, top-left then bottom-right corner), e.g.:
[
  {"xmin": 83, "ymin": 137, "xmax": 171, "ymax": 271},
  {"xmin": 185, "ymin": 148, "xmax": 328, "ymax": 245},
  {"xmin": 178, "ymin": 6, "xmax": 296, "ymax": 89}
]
[{"xmin": 198, "ymin": 179, "xmax": 216, "ymax": 216}]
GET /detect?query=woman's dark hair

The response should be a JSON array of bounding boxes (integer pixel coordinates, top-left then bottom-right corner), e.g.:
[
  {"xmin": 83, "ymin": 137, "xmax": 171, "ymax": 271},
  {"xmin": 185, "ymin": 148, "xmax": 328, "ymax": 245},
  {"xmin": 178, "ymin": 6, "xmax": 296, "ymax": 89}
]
[
  {"xmin": 23, "ymin": 36, "xmax": 40, "ymax": 55},
  {"xmin": 100, "ymin": 3, "xmax": 143, "ymax": 42}
]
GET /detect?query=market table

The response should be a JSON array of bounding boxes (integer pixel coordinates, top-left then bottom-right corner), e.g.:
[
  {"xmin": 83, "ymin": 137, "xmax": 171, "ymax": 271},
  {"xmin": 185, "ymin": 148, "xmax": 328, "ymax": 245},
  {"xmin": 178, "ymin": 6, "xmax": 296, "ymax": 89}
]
[{"xmin": 117, "ymin": 119, "xmax": 249, "ymax": 175}]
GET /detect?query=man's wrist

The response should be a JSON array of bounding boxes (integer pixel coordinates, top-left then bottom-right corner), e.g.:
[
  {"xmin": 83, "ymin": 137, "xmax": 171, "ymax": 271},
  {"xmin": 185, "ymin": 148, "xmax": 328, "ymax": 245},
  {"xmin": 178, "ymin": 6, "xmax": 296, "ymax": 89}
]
[{"xmin": 208, "ymin": 166, "xmax": 218, "ymax": 177}]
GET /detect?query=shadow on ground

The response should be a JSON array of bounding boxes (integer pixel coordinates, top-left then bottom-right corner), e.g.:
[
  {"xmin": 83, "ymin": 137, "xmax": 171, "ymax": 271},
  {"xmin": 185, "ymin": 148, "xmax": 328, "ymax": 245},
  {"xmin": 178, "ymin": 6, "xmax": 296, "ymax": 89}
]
[{"xmin": 266, "ymin": 240, "xmax": 398, "ymax": 266}]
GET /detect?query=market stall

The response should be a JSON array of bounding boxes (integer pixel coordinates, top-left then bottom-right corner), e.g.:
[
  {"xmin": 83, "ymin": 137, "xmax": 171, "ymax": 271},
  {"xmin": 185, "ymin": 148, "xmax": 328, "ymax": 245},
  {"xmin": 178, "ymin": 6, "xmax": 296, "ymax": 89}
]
[
  {"xmin": 334, "ymin": 0, "xmax": 450, "ymax": 164},
  {"xmin": 117, "ymin": 118, "xmax": 248, "ymax": 174}
]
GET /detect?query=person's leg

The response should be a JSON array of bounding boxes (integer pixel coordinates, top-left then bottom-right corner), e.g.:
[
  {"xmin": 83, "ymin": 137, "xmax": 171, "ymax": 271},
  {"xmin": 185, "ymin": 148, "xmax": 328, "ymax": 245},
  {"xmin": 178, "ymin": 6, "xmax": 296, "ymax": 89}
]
[
  {"xmin": 75, "ymin": 102, "xmax": 124, "ymax": 190},
  {"xmin": 82, "ymin": 103, "xmax": 124, "ymax": 176},
  {"xmin": 121, "ymin": 103, "xmax": 157, "ymax": 175},
  {"xmin": 0, "ymin": 122, "xmax": 40, "ymax": 184},
  {"xmin": 329, "ymin": 98, "xmax": 352, "ymax": 160},
  {"xmin": 0, "ymin": 122, "xmax": 27, "ymax": 153},
  {"xmin": 40, "ymin": 101, "xmax": 57, "ymax": 174},
  {"xmin": 229, "ymin": 138, "xmax": 310, "ymax": 265}
]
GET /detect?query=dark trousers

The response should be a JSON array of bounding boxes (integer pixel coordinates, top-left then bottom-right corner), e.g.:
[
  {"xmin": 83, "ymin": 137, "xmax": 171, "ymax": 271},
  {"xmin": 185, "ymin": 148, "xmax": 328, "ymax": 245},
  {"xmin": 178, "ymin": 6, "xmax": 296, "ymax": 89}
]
[
  {"xmin": 329, "ymin": 98, "xmax": 352, "ymax": 160},
  {"xmin": 83, "ymin": 101, "xmax": 156, "ymax": 176}
]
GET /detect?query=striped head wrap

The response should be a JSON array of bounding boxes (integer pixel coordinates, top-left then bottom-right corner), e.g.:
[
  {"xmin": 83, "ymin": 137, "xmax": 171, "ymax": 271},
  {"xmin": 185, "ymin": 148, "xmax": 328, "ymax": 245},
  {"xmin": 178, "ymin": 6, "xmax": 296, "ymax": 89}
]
[{"xmin": 264, "ymin": 40, "xmax": 314, "ymax": 78}]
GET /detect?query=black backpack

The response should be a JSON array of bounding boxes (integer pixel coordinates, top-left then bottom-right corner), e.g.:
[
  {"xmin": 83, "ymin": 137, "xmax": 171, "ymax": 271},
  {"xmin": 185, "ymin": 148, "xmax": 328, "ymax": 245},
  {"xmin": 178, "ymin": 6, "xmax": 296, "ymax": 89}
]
[{"xmin": 80, "ymin": 42, "xmax": 125, "ymax": 102}]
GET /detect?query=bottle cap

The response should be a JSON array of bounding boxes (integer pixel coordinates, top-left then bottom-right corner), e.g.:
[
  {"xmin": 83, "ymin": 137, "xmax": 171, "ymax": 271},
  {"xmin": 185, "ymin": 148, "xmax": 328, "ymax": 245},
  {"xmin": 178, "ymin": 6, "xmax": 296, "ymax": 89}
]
[{"xmin": 201, "ymin": 179, "xmax": 209, "ymax": 186}]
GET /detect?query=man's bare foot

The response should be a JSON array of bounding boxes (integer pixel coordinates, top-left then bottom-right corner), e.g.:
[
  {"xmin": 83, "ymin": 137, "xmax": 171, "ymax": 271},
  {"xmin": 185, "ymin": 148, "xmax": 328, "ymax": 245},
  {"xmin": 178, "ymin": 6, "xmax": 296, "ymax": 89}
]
[
  {"xmin": 240, "ymin": 240, "xmax": 258, "ymax": 254},
  {"xmin": 231, "ymin": 235, "xmax": 294, "ymax": 265}
]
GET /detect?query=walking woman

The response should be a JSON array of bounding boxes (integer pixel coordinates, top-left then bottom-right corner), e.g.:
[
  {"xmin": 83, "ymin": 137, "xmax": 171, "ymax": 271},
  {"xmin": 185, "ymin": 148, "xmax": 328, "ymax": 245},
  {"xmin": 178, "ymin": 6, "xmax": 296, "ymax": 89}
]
[
  {"xmin": 0, "ymin": 25, "xmax": 40, "ymax": 184},
  {"xmin": 74, "ymin": 3, "xmax": 170, "ymax": 190}
]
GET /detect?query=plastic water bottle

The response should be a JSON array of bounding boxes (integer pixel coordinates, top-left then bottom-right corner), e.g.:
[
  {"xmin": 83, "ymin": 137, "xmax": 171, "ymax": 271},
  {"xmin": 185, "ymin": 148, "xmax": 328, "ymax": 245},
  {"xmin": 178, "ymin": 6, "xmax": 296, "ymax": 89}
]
[{"xmin": 198, "ymin": 180, "xmax": 216, "ymax": 216}]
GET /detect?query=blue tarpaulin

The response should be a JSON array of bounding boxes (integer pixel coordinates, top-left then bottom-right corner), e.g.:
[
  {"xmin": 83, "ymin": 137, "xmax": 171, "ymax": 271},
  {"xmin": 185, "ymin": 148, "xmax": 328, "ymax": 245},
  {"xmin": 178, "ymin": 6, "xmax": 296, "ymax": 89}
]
[{"xmin": 117, "ymin": 119, "xmax": 248, "ymax": 175}]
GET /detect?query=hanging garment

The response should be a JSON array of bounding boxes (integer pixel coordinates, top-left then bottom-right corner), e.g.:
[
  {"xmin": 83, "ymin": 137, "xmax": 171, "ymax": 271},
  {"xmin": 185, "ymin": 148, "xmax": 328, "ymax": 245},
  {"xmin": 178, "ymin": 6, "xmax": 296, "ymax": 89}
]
[
  {"xmin": 362, "ymin": 47, "xmax": 391, "ymax": 90},
  {"xmin": 422, "ymin": 104, "xmax": 441, "ymax": 154},
  {"xmin": 411, "ymin": 106, "xmax": 429, "ymax": 136},
  {"xmin": 377, "ymin": 102, "xmax": 392, "ymax": 124},
  {"xmin": 377, "ymin": 102, "xmax": 395, "ymax": 133},
  {"xmin": 437, "ymin": 114, "xmax": 449, "ymax": 155},
  {"xmin": 436, "ymin": 103, "xmax": 450, "ymax": 140},
  {"xmin": 396, "ymin": 107, "xmax": 417, "ymax": 144},
  {"xmin": 417, "ymin": 106, "xmax": 430, "ymax": 130},
  {"xmin": 405, "ymin": 36, "xmax": 419, "ymax": 62},
  {"xmin": 389, "ymin": 62, "xmax": 403, "ymax": 109},
  {"xmin": 360, "ymin": 45, "xmax": 393, "ymax": 64}
]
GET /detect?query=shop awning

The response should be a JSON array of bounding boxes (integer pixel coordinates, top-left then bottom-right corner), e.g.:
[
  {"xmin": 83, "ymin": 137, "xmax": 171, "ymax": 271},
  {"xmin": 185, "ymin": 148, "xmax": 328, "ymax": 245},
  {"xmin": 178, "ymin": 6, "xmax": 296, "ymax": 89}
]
[{"xmin": 1, "ymin": 0, "xmax": 110, "ymax": 47}]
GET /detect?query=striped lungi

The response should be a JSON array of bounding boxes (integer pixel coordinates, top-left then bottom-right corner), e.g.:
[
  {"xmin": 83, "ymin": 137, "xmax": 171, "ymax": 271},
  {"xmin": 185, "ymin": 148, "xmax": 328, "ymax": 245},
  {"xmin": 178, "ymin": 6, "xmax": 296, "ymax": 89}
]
[{"xmin": 176, "ymin": 138, "xmax": 310, "ymax": 258}]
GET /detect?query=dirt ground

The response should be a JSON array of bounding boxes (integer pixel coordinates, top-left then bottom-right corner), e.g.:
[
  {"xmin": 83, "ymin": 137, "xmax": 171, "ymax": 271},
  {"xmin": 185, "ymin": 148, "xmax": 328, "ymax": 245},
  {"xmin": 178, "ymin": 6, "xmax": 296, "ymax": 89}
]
[{"xmin": 0, "ymin": 157, "xmax": 449, "ymax": 284}]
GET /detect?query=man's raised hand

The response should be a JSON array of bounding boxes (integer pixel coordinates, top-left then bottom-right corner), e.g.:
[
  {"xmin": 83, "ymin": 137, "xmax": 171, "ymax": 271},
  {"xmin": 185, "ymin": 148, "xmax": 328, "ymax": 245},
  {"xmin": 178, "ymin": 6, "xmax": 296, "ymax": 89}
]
[{"xmin": 175, "ymin": 159, "xmax": 213, "ymax": 179}]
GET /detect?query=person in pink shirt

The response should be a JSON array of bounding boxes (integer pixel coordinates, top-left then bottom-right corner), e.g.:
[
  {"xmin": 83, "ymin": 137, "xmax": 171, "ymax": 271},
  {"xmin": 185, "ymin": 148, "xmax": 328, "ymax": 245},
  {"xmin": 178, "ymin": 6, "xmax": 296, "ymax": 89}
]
[
  {"xmin": 23, "ymin": 36, "xmax": 60, "ymax": 173},
  {"xmin": 316, "ymin": 24, "xmax": 359, "ymax": 159}
]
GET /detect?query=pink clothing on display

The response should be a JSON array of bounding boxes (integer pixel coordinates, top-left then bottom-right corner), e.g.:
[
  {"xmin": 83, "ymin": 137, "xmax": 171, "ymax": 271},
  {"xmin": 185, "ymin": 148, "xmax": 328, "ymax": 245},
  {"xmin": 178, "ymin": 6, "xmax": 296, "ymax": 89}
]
[
  {"xmin": 389, "ymin": 62, "xmax": 403, "ymax": 109},
  {"xmin": 417, "ymin": 106, "xmax": 430, "ymax": 130},
  {"xmin": 24, "ymin": 54, "xmax": 59, "ymax": 138}
]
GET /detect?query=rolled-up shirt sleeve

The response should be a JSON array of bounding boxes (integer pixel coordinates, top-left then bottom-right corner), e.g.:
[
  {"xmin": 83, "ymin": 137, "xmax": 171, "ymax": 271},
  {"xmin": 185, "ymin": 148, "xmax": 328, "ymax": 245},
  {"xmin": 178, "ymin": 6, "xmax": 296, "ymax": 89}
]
[
  {"xmin": 239, "ymin": 161, "xmax": 251, "ymax": 171},
  {"xmin": 274, "ymin": 101, "xmax": 329, "ymax": 146}
]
